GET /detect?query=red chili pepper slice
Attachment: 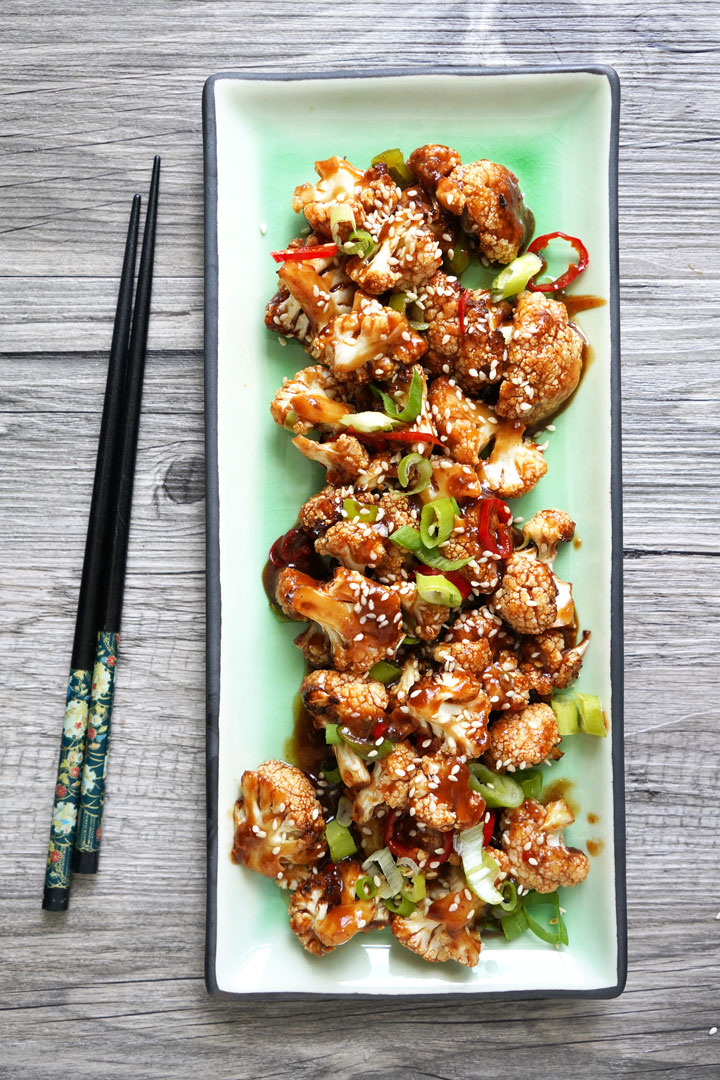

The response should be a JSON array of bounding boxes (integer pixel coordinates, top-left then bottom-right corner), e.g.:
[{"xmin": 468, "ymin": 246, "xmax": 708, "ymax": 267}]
[
  {"xmin": 268, "ymin": 526, "xmax": 315, "ymax": 570},
  {"xmin": 526, "ymin": 231, "xmax": 589, "ymax": 293},
  {"xmin": 458, "ymin": 288, "xmax": 470, "ymax": 338},
  {"xmin": 478, "ymin": 497, "xmax": 513, "ymax": 558},
  {"xmin": 371, "ymin": 720, "xmax": 388, "ymax": 740},
  {"xmin": 271, "ymin": 243, "xmax": 339, "ymax": 264},
  {"xmin": 354, "ymin": 429, "xmax": 442, "ymax": 448},
  {"xmin": 385, "ymin": 811, "xmax": 453, "ymax": 866},
  {"xmin": 416, "ymin": 566, "xmax": 472, "ymax": 602},
  {"xmin": 483, "ymin": 811, "xmax": 496, "ymax": 847}
]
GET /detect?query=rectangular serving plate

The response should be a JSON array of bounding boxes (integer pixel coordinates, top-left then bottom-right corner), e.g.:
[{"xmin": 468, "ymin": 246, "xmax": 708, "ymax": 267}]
[{"xmin": 203, "ymin": 67, "xmax": 625, "ymax": 999}]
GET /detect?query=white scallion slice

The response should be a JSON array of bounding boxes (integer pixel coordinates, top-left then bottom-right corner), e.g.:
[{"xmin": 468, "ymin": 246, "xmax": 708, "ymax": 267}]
[
  {"xmin": 344, "ymin": 411, "xmax": 400, "ymax": 434},
  {"xmin": 456, "ymin": 825, "xmax": 504, "ymax": 905},
  {"xmin": 361, "ymin": 846, "xmax": 404, "ymax": 899}
]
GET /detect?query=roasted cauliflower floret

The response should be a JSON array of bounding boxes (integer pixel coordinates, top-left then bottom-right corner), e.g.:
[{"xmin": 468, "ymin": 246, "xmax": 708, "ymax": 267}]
[
  {"xmin": 436, "ymin": 159, "xmax": 531, "ymax": 264},
  {"xmin": 481, "ymin": 650, "xmax": 531, "ymax": 713},
  {"xmin": 500, "ymin": 798, "xmax": 590, "ymax": 893},
  {"xmin": 292, "ymin": 156, "xmax": 399, "ymax": 240},
  {"xmin": 421, "ymin": 458, "xmax": 485, "ymax": 504},
  {"xmin": 310, "ymin": 294, "xmax": 427, "ymax": 385},
  {"xmin": 270, "ymin": 365, "xmax": 353, "ymax": 435},
  {"xmin": 520, "ymin": 629, "xmax": 591, "ymax": 694},
  {"xmin": 346, "ymin": 206, "xmax": 442, "ymax": 294},
  {"xmin": 407, "ymin": 144, "xmax": 463, "ymax": 191},
  {"xmin": 522, "ymin": 509, "xmax": 576, "ymax": 563},
  {"xmin": 352, "ymin": 741, "xmax": 419, "ymax": 824},
  {"xmin": 334, "ymin": 742, "xmax": 371, "ymax": 788},
  {"xmin": 491, "ymin": 552, "xmax": 558, "ymax": 635},
  {"xmin": 485, "ymin": 703, "xmax": 560, "ymax": 772},
  {"xmin": 289, "ymin": 859, "xmax": 391, "ymax": 956},
  {"xmin": 409, "ymin": 753, "xmax": 486, "ymax": 831},
  {"xmin": 389, "ymin": 579, "xmax": 449, "ymax": 643},
  {"xmin": 417, "ymin": 271, "xmax": 507, "ymax": 395},
  {"xmin": 266, "ymin": 248, "xmax": 356, "ymax": 343},
  {"xmin": 391, "ymin": 865, "xmax": 483, "ymax": 967},
  {"xmin": 297, "ymin": 486, "xmax": 346, "ymax": 535},
  {"xmin": 430, "ymin": 607, "xmax": 502, "ymax": 674},
  {"xmin": 399, "ymin": 183, "xmax": 460, "ymax": 258},
  {"xmin": 232, "ymin": 760, "xmax": 326, "ymax": 889},
  {"xmin": 428, "ymin": 376, "xmax": 497, "ymax": 464},
  {"xmin": 293, "ymin": 625, "xmax": 332, "ymax": 668},
  {"xmin": 480, "ymin": 418, "xmax": 548, "ymax": 499},
  {"xmin": 404, "ymin": 670, "xmax": 491, "ymax": 757},
  {"xmin": 315, "ymin": 520, "xmax": 388, "ymax": 574},
  {"xmin": 291, "ymin": 433, "xmax": 370, "ymax": 486},
  {"xmin": 301, "ymin": 669, "xmax": 388, "ymax": 733},
  {"xmin": 276, "ymin": 566, "xmax": 404, "ymax": 674},
  {"xmin": 497, "ymin": 290, "xmax": 584, "ymax": 424}
]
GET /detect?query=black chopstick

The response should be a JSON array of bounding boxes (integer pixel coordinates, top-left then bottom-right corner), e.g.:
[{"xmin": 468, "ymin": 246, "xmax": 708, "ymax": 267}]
[
  {"xmin": 43, "ymin": 194, "xmax": 142, "ymax": 912},
  {"xmin": 73, "ymin": 155, "xmax": 161, "ymax": 875}
]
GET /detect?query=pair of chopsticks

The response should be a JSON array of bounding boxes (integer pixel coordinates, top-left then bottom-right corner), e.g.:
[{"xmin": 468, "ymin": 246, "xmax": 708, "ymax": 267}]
[{"xmin": 42, "ymin": 157, "xmax": 160, "ymax": 912}]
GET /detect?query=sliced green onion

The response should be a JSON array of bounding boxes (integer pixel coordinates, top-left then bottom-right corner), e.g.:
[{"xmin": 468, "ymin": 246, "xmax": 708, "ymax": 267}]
[
  {"xmin": 551, "ymin": 695, "xmax": 579, "ymax": 736},
  {"xmin": 283, "ymin": 409, "xmax": 298, "ymax": 431},
  {"xmin": 384, "ymin": 893, "xmax": 416, "ymax": 916},
  {"xmin": 490, "ymin": 252, "xmax": 544, "ymax": 302},
  {"xmin": 338, "ymin": 724, "xmax": 395, "ymax": 761},
  {"xmin": 320, "ymin": 763, "xmax": 341, "ymax": 784},
  {"xmin": 340, "ymin": 228, "xmax": 376, "ymax": 258},
  {"xmin": 369, "ymin": 660, "xmax": 403, "ymax": 684},
  {"xmin": 325, "ymin": 818, "xmax": 357, "ymax": 862},
  {"xmin": 362, "ymin": 846, "xmax": 403, "ymax": 899},
  {"xmin": 344, "ymin": 411, "xmax": 400, "ymax": 434},
  {"xmin": 372, "ymin": 367, "xmax": 424, "ymax": 424},
  {"xmin": 468, "ymin": 763, "xmax": 524, "ymax": 809},
  {"xmin": 401, "ymin": 872, "xmax": 426, "ymax": 904},
  {"xmin": 371, "ymin": 148, "xmax": 414, "ymax": 188},
  {"xmin": 390, "ymin": 526, "xmax": 472, "ymax": 571},
  {"xmin": 514, "ymin": 768, "xmax": 543, "ymax": 800},
  {"xmin": 523, "ymin": 890, "xmax": 569, "ymax": 946},
  {"xmin": 343, "ymin": 498, "xmax": 379, "ymax": 523},
  {"xmin": 500, "ymin": 904, "xmax": 530, "ymax": 941},
  {"xmin": 355, "ymin": 874, "xmax": 379, "ymax": 900},
  {"xmin": 419, "ymin": 497, "xmax": 456, "ymax": 548},
  {"xmin": 397, "ymin": 452, "xmax": 433, "ymax": 495},
  {"xmin": 325, "ymin": 723, "xmax": 342, "ymax": 745},
  {"xmin": 330, "ymin": 204, "xmax": 356, "ymax": 245},
  {"xmin": 388, "ymin": 292, "xmax": 408, "ymax": 314},
  {"xmin": 416, "ymin": 571, "xmax": 462, "ymax": 607},
  {"xmin": 444, "ymin": 231, "xmax": 472, "ymax": 276},
  {"xmin": 457, "ymin": 825, "xmax": 504, "ymax": 905},
  {"xmin": 575, "ymin": 693, "xmax": 607, "ymax": 737},
  {"xmin": 490, "ymin": 880, "xmax": 520, "ymax": 917}
]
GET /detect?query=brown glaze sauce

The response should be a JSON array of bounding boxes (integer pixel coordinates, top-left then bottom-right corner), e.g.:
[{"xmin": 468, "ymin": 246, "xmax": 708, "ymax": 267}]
[
  {"xmin": 587, "ymin": 812, "xmax": 599, "ymax": 825},
  {"xmin": 284, "ymin": 692, "xmax": 327, "ymax": 778},
  {"xmin": 587, "ymin": 839, "xmax": 604, "ymax": 858},
  {"xmin": 559, "ymin": 293, "xmax": 607, "ymax": 318},
  {"xmin": 573, "ymin": 537, "xmax": 583, "ymax": 550},
  {"xmin": 542, "ymin": 778, "xmax": 579, "ymax": 816}
]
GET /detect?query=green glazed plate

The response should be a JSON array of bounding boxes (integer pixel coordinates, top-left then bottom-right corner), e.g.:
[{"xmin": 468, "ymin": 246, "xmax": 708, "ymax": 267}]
[{"xmin": 203, "ymin": 67, "xmax": 625, "ymax": 998}]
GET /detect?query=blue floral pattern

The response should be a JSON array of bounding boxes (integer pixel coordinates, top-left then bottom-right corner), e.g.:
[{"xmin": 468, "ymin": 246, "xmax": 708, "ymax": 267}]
[
  {"xmin": 75, "ymin": 630, "xmax": 118, "ymax": 854},
  {"xmin": 44, "ymin": 667, "xmax": 91, "ymax": 890}
]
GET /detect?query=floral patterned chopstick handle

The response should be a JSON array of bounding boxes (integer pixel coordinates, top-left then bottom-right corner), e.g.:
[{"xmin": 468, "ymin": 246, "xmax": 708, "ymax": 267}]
[
  {"xmin": 73, "ymin": 630, "xmax": 119, "ymax": 873},
  {"xmin": 42, "ymin": 668, "xmax": 92, "ymax": 911}
]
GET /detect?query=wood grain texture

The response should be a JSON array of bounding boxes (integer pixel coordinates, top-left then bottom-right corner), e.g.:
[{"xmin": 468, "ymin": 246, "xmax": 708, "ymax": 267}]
[{"xmin": 1, "ymin": 1, "xmax": 720, "ymax": 1077}]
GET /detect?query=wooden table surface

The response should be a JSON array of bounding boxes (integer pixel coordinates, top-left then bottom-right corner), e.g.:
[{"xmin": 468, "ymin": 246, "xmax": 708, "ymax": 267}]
[{"xmin": 2, "ymin": 2, "xmax": 719, "ymax": 1077}]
